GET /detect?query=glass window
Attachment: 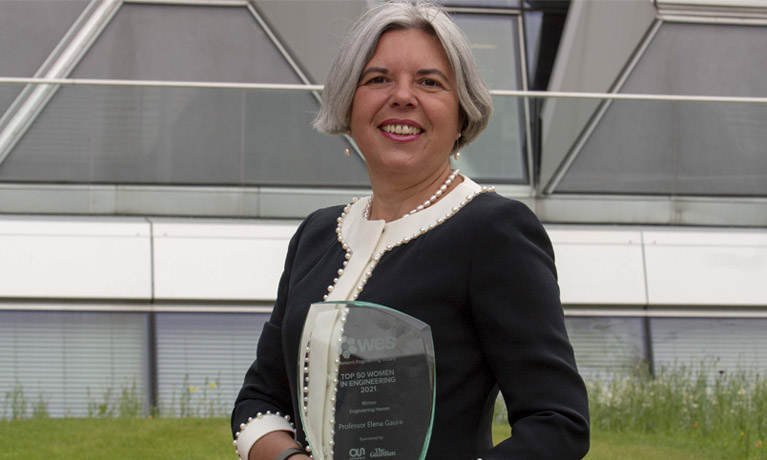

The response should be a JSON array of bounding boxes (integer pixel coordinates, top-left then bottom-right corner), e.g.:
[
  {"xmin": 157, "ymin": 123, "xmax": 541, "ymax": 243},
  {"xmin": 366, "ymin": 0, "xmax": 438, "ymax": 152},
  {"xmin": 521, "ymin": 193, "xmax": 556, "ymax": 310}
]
[
  {"xmin": 651, "ymin": 318, "xmax": 767, "ymax": 375},
  {"xmin": 452, "ymin": 14, "xmax": 528, "ymax": 184},
  {"xmin": 555, "ymin": 99, "xmax": 677, "ymax": 194},
  {"xmin": 0, "ymin": 85, "xmax": 365, "ymax": 186},
  {"xmin": 72, "ymin": 4, "xmax": 300, "ymax": 84},
  {"xmin": 0, "ymin": 5, "xmax": 532, "ymax": 197},
  {"xmin": 155, "ymin": 312, "xmax": 269, "ymax": 417},
  {"xmin": 523, "ymin": 10, "xmax": 543, "ymax": 84},
  {"xmin": 242, "ymin": 90, "xmax": 369, "ymax": 186},
  {"xmin": 0, "ymin": 0, "xmax": 88, "ymax": 114},
  {"xmin": 555, "ymin": 22, "xmax": 767, "ymax": 196},
  {"xmin": 623, "ymin": 23, "xmax": 767, "ymax": 98},
  {"xmin": 0, "ymin": 1, "xmax": 88, "ymax": 77},
  {"xmin": 454, "ymin": 14, "xmax": 522, "ymax": 91},
  {"xmin": 0, "ymin": 311, "xmax": 148, "ymax": 418},
  {"xmin": 555, "ymin": 98, "xmax": 767, "ymax": 196},
  {"xmin": 441, "ymin": 0, "xmax": 521, "ymax": 7},
  {"xmin": 565, "ymin": 316, "xmax": 647, "ymax": 380}
]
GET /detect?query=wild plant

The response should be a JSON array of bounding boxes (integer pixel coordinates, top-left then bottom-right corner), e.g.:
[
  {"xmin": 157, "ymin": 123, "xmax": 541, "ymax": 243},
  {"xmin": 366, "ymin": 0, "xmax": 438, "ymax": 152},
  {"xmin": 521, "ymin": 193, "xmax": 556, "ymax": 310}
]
[{"xmin": 587, "ymin": 361, "xmax": 767, "ymax": 458}]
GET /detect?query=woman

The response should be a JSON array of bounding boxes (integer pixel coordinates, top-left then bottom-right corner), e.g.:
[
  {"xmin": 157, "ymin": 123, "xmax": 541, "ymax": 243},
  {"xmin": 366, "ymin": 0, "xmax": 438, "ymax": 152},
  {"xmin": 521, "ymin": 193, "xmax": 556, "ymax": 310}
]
[{"xmin": 232, "ymin": 2, "xmax": 589, "ymax": 460}]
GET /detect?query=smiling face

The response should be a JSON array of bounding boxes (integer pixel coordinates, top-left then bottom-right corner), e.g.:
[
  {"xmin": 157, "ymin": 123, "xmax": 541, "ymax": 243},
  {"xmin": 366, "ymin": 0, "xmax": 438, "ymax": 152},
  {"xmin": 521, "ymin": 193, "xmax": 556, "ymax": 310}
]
[{"xmin": 349, "ymin": 28, "xmax": 462, "ymax": 183}]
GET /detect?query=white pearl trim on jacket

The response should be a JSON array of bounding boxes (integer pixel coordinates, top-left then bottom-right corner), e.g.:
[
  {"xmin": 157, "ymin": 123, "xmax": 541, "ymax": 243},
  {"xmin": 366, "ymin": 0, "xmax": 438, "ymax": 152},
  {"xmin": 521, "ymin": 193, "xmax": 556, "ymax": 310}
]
[{"xmin": 323, "ymin": 176, "xmax": 494, "ymax": 302}]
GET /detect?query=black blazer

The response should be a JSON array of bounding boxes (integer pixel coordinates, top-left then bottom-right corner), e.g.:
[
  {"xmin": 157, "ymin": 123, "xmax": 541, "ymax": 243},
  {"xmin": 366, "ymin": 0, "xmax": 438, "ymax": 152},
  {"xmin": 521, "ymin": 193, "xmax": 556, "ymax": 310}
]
[{"xmin": 233, "ymin": 193, "xmax": 589, "ymax": 460}]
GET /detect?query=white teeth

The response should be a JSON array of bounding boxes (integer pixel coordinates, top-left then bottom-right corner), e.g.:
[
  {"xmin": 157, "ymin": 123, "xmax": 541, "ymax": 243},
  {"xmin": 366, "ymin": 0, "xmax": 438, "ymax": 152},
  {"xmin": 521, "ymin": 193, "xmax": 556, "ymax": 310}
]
[{"xmin": 381, "ymin": 124, "xmax": 422, "ymax": 135}]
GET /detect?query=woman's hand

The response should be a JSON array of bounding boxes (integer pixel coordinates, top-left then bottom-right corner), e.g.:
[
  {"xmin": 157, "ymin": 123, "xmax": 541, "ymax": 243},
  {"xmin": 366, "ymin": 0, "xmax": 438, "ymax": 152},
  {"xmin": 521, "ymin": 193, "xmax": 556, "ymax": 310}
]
[{"xmin": 248, "ymin": 431, "xmax": 308, "ymax": 460}]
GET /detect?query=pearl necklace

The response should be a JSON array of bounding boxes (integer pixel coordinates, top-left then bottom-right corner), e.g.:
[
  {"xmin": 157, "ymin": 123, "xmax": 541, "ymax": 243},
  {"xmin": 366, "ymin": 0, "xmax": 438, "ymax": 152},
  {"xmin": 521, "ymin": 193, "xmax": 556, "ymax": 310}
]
[
  {"xmin": 323, "ymin": 180, "xmax": 495, "ymax": 302},
  {"xmin": 363, "ymin": 169, "xmax": 460, "ymax": 221}
]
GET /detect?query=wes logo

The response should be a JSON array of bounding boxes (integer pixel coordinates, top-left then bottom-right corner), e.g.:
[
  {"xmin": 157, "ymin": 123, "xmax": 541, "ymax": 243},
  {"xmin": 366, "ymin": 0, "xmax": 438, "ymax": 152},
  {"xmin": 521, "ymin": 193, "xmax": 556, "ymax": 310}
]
[{"xmin": 339, "ymin": 335, "xmax": 396, "ymax": 358}]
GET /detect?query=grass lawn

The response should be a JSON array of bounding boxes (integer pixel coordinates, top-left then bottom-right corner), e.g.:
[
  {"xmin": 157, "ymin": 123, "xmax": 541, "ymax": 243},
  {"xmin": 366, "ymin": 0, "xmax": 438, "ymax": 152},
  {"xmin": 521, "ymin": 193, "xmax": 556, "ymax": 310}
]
[
  {"xmin": 0, "ymin": 418, "xmax": 234, "ymax": 460},
  {"xmin": 0, "ymin": 417, "xmax": 759, "ymax": 460},
  {"xmin": 495, "ymin": 423, "xmax": 757, "ymax": 460},
  {"xmin": 493, "ymin": 423, "xmax": 734, "ymax": 460},
  {"xmin": 585, "ymin": 431, "xmax": 740, "ymax": 460}
]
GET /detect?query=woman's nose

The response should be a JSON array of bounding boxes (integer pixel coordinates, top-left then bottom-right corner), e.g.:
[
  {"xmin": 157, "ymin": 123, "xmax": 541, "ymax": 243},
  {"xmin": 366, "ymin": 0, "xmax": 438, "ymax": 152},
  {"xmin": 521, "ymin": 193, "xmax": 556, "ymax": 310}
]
[{"xmin": 389, "ymin": 81, "xmax": 416, "ymax": 108}]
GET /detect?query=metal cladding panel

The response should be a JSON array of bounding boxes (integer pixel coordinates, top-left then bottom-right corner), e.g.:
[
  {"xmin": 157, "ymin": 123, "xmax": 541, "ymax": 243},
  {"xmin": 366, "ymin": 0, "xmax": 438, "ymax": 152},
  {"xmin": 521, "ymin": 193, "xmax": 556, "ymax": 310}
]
[
  {"xmin": 548, "ymin": 228, "xmax": 647, "ymax": 305},
  {"xmin": 0, "ymin": 217, "xmax": 152, "ymax": 299},
  {"xmin": 151, "ymin": 219, "xmax": 299, "ymax": 301},
  {"xmin": 644, "ymin": 229, "xmax": 767, "ymax": 306},
  {"xmin": 2, "ymin": 216, "xmax": 766, "ymax": 307}
]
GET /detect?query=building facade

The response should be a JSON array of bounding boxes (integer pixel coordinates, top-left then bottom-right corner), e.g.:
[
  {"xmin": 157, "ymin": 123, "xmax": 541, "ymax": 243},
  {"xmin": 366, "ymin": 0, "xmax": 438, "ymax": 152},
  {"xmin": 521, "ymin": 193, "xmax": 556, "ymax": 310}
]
[{"xmin": 1, "ymin": 0, "xmax": 766, "ymax": 417}]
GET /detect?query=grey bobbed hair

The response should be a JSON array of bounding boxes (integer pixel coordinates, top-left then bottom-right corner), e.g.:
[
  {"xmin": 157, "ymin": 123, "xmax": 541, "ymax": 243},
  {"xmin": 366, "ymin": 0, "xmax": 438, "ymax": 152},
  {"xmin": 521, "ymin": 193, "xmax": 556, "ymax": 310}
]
[{"xmin": 312, "ymin": 1, "xmax": 493, "ymax": 153}]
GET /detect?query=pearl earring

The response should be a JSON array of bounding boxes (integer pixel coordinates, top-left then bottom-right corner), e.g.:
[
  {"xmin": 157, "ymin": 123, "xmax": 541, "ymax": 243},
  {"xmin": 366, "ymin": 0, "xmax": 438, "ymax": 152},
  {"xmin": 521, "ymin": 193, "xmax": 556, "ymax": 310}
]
[
  {"xmin": 344, "ymin": 148, "xmax": 351, "ymax": 157},
  {"xmin": 453, "ymin": 132, "xmax": 462, "ymax": 160}
]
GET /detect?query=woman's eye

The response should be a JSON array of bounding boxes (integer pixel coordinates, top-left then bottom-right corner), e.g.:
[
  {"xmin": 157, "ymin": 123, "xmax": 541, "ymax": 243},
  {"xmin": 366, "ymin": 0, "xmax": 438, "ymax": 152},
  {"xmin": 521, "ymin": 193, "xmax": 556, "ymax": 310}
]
[
  {"xmin": 421, "ymin": 79, "xmax": 442, "ymax": 88},
  {"xmin": 367, "ymin": 76, "xmax": 387, "ymax": 84}
]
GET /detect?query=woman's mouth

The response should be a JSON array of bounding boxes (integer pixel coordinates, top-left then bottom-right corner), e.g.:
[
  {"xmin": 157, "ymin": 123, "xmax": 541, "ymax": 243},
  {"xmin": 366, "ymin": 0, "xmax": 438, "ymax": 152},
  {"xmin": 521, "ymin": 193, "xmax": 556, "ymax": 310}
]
[
  {"xmin": 378, "ymin": 122, "xmax": 424, "ymax": 141},
  {"xmin": 379, "ymin": 123, "xmax": 423, "ymax": 135}
]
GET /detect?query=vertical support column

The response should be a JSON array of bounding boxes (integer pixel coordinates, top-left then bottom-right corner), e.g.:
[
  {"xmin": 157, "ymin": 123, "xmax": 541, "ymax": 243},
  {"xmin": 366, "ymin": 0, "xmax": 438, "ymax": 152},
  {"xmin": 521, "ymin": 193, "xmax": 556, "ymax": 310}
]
[
  {"xmin": 147, "ymin": 311, "xmax": 159, "ymax": 414},
  {"xmin": 146, "ymin": 216, "xmax": 158, "ymax": 414},
  {"xmin": 642, "ymin": 314, "xmax": 655, "ymax": 377}
]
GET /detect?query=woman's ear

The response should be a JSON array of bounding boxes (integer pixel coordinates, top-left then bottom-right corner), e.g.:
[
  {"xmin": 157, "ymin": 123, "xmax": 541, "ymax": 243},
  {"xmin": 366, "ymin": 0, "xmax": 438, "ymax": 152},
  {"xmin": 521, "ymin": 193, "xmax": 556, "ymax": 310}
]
[{"xmin": 457, "ymin": 110, "xmax": 467, "ymax": 137}]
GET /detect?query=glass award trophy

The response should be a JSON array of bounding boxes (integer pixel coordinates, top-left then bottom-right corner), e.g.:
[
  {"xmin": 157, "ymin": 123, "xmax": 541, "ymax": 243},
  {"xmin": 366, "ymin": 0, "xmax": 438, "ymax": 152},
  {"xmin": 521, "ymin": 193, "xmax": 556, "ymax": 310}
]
[{"xmin": 298, "ymin": 301, "xmax": 435, "ymax": 460}]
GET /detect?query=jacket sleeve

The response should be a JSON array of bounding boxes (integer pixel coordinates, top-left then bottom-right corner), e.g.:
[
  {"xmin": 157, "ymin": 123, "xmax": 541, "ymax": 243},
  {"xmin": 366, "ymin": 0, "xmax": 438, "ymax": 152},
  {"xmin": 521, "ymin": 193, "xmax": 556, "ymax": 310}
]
[
  {"xmin": 230, "ymin": 214, "xmax": 310, "ymax": 437},
  {"xmin": 468, "ymin": 199, "xmax": 590, "ymax": 460}
]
